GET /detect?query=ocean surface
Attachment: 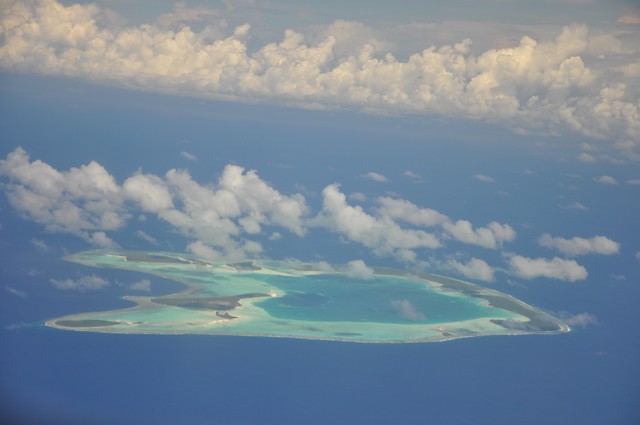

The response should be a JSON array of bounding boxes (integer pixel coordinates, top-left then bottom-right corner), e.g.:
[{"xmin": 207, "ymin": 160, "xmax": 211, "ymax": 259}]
[
  {"xmin": 2, "ymin": 259, "xmax": 639, "ymax": 425},
  {"xmin": 1, "ymin": 74, "xmax": 639, "ymax": 424},
  {"xmin": 2, "ymin": 318, "xmax": 639, "ymax": 425}
]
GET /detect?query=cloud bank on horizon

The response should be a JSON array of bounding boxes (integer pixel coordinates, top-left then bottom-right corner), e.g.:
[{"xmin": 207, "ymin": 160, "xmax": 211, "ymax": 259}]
[
  {"xmin": 1, "ymin": 0, "xmax": 639, "ymax": 157},
  {"xmin": 0, "ymin": 147, "xmax": 623, "ymax": 283}
]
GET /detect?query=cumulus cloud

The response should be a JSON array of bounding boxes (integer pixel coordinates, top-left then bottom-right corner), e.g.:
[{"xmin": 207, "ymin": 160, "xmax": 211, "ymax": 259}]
[
  {"xmin": 180, "ymin": 151, "xmax": 198, "ymax": 161},
  {"xmin": 375, "ymin": 197, "xmax": 515, "ymax": 250},
  {"xmin": 473, "ymin": 174, "xmax": 495, "ymax": 183},
  {"xmin": 578, "ymin": 152, "xmax": 596, "ymax": 163},
  {"xmin": 402, "ymin": 170, "xmax": 421, "ymax": 179},
  {"xmin": 128, "ymin": 279, "xmax": 151, "ymax": 292},
  {"xmin": 442, "ymin": 220, "xmax": 516, "ymax": 249},
  {"xmin": 217, "ymin": 165, "xmax": 308, "ymax": 237},
  {"xmin": 593, "ymin": 175, "xmax": 618, "ymax": 184},
  {"xmin": 316, "ymin": 184, "xmax": 440, "ymax": 261},
  {"xmin": 348, "ymin": 192, "xmax": 367, "ymax": 202},
  {"xmin": 84, "ymin": 231, "xmax": 118, "ymax": 248},
  {"xmin": 448, "ymin": 258, "xmax": 495, "ymax": 282},
  {"xmin": 538, "ymin": 233, "xmax": 620, "ymax": 256},
  {"xmin": 0, "ymin": 147, "xmax": 307, "ymax": 260},
  {"xmin": 506, "ymin": 254, "xmax": 588, "ymax": 282},
  {"xmin": 559, "ymin": 201, "xmax": 588, "ymax": 210},
  {"xmin": 362, "ymin": 172, "xmax": 388, "ymax": 182},
  {"xmin": 390, "ymin": 299, "xmax": 427, "ymax": 321},
  {"xmin": 123, "ymin": 173, "xmax": 174, "ymax": 213},
  {"xmin": 31, "ymin": 238, "xmax": 50, "ymax": 252},
  {"xmin": 50, "ymin": 274, "xmax": 110, "ymax": 291},
  {"xmin": 4, "ymin": 286, "xmax": 27, "ymax": 298},
  {"xmin": 187, "ymin": 240, "xmax": 222, "ymax": 261},
  {"xmin": 1, "ymin": 1, "xmax": 638, "ymax": 149},
  {"xmin": 344, "ymin": 259, "xmax": 375, "ymax": 280},
  {"xmin": 268, "ymin": 231, "xmax": 282, "ymax": 240},
  {"xmin": 0, "ymin": 147, "xmax": 128, "ymax": 247},
  {"xmin": 561, "ymin": 312, "xmax": 599, "ymax": 328},
  {"xmin": 2, "ymin": 147, "xmax": 523, "ymax": 264},
  {"xmin": 377, "ymin": 197, "xmax": 448, "ymax": 227},
  {"xmin": 136, "ymin": 230, "xmax": 159, "ymax": 246}
]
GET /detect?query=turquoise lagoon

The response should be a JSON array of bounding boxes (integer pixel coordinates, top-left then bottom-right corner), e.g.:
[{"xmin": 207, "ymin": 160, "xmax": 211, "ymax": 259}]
[{"xmin": 46, "ymin": 251, "xmax": 569, "ymax": 343}]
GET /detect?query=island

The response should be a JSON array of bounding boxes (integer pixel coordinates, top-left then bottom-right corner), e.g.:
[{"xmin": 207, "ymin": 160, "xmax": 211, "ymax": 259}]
[{"xmin": 45, "ymin": 251, "xmax": 570, "ymax": 343}]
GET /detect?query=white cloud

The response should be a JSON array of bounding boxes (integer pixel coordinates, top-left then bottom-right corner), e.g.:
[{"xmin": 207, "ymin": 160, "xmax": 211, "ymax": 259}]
[
  {"xmin": 561, "ymin": 312, "xmax": 599, "ymax": 328},
  {"xmin": 316, "ymin": 184, "xmax": 441, "ymax": 261},
  {"xmin": 123, "ymin": 173, "xmax": 174, "ymax": 213},
  {"xmin": 4, "ymin": 286, "xmax": 27, "ymax": 298},
  {"xmin": 50, "ymin": 274, "xmax": 110, "ymax": 291},
  {"xmin": 636, "ymin": 251, "xmax": 640, "ymax": 261},
  {"xmin": 83, "ymin": 231, "xmax": 118, "ymax": 248},
  {"xmin": 362, "ymin": 172, "xmax": 388, "ymax": 182},
  {"xmin": 217, "ymin": 165, "xmax": 308, "ymax": 237},
  {"xmin": 348, "ymin": 192, "xmax": 367, "ymax": 202},
  {"xmin": 344, "ymin": 259, "xmax": 374, "ymax": 280},
  {"xmin": 180, "ymin": 151, "xmax": 198, "ymax": 161},
  {"xmin": 578, "ymin": 152, "xmax": 596, "ymax": 163},
  {"xmin": 390, "ymin": 299, "xmax": 426, "ymax": 321},
  {"xmin": 136, "ymin": 230, "xmax": 159, "ymax": 245},
  {"xmin": 403, "ymin": 170, "xmax": 421, "ymax": 179},
  {"xmin": 593, "ymin": 175, "xmax": 618, "ymax": 185},
  {"xmin": 268, "ymin": 232, "xmax": 282, "ymax": 240},
  {"xmin": 0, "ymin": 147, "xmax": 307, "ymax": 259},
  {"xmin": 1, "ymin": 2, "xmax": 638, "ymax": 148},
  {"xmin": 129, "ymin": 279, "xmax": 151, "ymax": 292},
  {"xmin": 313, "ymin": 19, "xmax": 392, "ymax": 57},
  {"xmin": 473, "ymin": 174, "xmax": 495, "ymax": 183},
  {"xmin": 316, "ymin": 187, "xmax": 516, "ymax": 261},
  {"xmin": 31, "ymin": 238, "xmax": 50, "ymax": 252},
  {"xmin": 507, "ymin": 255, "xmax": 588, "ymax": 282},
  {"xmin": 0, "ymin": 147, "xmax": 128, "ymax": 244},
  {"xmin": 442, "ymin": 220, "xmax": 516, "ymax": 249},
  {"xmin": 376, "ymin": 197, "xmax": 449, "ymax": 227},
  {"xmin": 448, "ymin": 258, "xmax": 495, "ymax": 282},
  {"xmin": 626, "ymin": 179, "xmax": 640, "ymax": 185},
  {"xmin": 538, "ymin": 233, "xmax": 620, "ymax": 256},
  {"xmin": 559, "ymin": 202, "xmax": 588, "ymax": 210},
  {"xmin": 187, "ymin": 240, "xmax": 222, "ymax": 261}
]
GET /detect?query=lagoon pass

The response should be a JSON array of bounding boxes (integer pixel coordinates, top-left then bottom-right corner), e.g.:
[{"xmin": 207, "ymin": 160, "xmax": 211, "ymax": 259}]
[{"xmin": 47, "ymin": 252, "xmax": 569, "ymax": 343}]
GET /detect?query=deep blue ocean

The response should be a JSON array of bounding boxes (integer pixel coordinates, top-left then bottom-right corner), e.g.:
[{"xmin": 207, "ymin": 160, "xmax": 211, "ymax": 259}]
[
  {"xmin": 1, "ymin": 74, "xmax": 640, "ymax": 424},
  {"xmin": 2, "ymin": 250, "xmax": 639, "ymax": 425},
  {"xmin": 2, "ymin": 315, "xmax": 639, "ymax": 425}
]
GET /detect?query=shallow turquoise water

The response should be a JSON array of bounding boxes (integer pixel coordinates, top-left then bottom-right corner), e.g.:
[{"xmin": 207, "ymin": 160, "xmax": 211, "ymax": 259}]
[
  {"xmin": 256, "ymin": 274, "xmax": 508, "ymax": 325},
  {"xmin": 54, "ymin": 252, "xmax": 560, "ymax": 341}
]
